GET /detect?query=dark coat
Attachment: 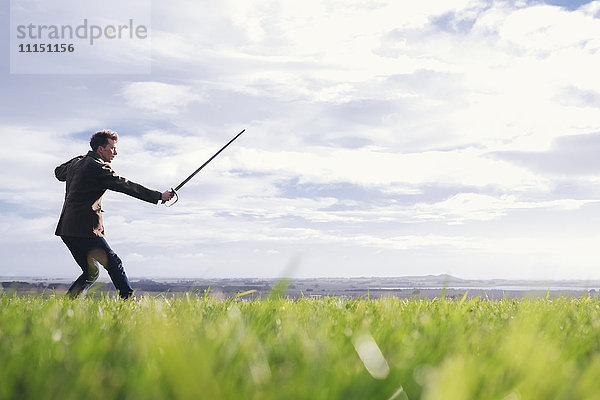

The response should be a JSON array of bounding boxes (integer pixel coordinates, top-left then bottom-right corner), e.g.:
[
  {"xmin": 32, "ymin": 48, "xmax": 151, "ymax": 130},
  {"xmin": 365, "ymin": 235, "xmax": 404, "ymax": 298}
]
[{"xmin": 55, "ymin": 151, "xmax": 161, "ymax": 237}]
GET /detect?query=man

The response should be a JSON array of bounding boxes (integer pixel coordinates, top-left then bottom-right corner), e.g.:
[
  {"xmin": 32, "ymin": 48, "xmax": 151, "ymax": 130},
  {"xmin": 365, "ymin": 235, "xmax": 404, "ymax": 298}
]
[{"xmin": 55, "ymin": 130, "xmax": 174, "ymax": 299}]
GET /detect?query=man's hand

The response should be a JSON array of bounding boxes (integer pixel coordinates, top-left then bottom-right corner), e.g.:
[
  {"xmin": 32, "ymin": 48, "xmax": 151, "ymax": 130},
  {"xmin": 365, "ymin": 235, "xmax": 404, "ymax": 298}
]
[{"xmin": 161, "ymin": 190, "xmax": 175, "ymax": 202}]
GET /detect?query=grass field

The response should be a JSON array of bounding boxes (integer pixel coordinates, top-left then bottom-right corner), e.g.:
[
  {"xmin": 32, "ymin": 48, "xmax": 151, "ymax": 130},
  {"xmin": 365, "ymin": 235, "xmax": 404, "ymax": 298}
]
[{"xmin": 1, "ymin": 292, "xmax": 600, "ymax": 400}]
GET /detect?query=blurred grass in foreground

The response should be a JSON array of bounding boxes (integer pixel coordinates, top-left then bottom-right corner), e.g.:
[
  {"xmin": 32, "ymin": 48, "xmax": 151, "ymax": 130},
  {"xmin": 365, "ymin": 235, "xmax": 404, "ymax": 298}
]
[{"xmin": 1, "ymin": 294, "xmax": 600, "ymax": 399}]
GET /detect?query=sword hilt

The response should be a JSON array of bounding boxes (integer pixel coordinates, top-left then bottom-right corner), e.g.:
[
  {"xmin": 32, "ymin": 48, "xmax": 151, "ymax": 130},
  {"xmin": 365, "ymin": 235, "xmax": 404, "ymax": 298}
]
[{"xmin": 161, "ymin": 188, "xmax": 179, "ymax": 207}]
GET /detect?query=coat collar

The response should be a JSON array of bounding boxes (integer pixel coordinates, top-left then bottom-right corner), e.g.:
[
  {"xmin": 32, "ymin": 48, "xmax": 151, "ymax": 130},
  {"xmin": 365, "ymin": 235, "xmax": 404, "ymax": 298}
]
[{"xmin": 86, "ymin": 150, "xmax": 105, "ymax": 162}]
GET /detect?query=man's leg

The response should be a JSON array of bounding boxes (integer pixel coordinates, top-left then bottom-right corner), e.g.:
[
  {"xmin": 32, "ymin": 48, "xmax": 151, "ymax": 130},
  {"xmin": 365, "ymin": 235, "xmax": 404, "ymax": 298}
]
[
  {"xmin": 61, "ymin": 236, "xmax": 100, "ymax": 298},
  {"xmin": 61, "ymin": 236, "xmax": 134, "ymax": 299},
  {"xmin": 94, "ymin": 237, "xmax": 134, "ymax": 299}
]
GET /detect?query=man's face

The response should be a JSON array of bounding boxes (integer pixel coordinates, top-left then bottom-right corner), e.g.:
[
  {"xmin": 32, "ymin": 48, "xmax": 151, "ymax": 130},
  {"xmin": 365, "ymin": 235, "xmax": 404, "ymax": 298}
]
[{"xmin": 97, "ymin": 139, "xmax": 117, "ymax": 163}]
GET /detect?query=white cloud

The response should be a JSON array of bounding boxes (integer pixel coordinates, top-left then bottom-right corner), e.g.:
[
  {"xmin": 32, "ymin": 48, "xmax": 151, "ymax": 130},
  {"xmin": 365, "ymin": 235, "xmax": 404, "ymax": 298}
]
[
  {"xmin": 140, "ymin": 1, "xmax": 600, "ymax": 155},
  {"xmin": 234, "ymin": 146, "xmax": 547, "ymax": 190},
  {"xmin": 121, "ymin": 82, "xmax": 204, "ymax": 114},
  {"xmin": 499, "ymin": 5, "xmax": 600, "ymax": 52},
  {"xmin": 0, "ymin": 214, "xmax": 57, "ymax": 243},
  {"xmin": 151, "ymin": 30, "xmax": 197, "ymax": 61},
  {"xmin": 411, "ymin": 193, "xmax": 596, "ymax": 224},
  {"xmin": 124, "ymin": 252, "xmax": 148, "ymax": 262}
]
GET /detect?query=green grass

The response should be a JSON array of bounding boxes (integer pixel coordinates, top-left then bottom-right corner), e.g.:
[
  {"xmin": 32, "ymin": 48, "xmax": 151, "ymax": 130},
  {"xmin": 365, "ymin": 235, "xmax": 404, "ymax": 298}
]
[{"xmin": 1, "ymin": 293, "xmax": 600, "ymax": 399}]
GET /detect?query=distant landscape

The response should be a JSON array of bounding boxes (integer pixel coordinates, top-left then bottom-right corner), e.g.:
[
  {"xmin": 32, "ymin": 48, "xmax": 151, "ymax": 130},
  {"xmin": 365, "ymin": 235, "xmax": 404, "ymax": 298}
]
[{"xmin": 2, "ymin": 274, "xmax": 599, "ymax": 299}]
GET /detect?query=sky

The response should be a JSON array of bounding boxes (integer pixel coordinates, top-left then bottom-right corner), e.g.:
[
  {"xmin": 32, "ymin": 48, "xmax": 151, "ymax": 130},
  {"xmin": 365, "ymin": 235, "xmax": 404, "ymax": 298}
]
[{"xmin": 2, "ymin": 0, "xmax": 600, "ymax": 281}]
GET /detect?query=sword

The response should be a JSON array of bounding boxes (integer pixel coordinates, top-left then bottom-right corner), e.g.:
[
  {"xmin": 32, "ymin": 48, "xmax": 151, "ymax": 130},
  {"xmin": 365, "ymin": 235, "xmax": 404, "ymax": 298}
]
[{"xmin": 163, "ymin": 129, "xmax": 245, "ymax": 206}]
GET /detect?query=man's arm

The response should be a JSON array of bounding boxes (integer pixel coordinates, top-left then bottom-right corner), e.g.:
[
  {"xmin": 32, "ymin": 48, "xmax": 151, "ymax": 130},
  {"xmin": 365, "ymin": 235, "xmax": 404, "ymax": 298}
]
[
  {"xmin": 96, "ymin": 162, "xmax": 163, "ymax": 204},
  {"xmin": 54, "ymin": 156, "xmax": 82, "ymax": 182}
]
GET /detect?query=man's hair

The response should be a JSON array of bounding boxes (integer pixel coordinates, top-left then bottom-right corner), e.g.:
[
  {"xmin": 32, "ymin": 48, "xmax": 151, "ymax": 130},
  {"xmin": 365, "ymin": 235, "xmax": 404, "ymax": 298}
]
[{"xmin": 90, "ymin": 130, "xmax": 119, "ymax": 151}]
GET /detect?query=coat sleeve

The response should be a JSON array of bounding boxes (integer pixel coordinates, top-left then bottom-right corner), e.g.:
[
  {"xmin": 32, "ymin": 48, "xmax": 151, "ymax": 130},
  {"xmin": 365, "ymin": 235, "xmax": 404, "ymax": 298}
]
[
  {"xmin": 96, "ymin": 163, "xmax": 162, "ymax": 204},
  {"xmin": 55, "ymin": 156, "xmax": 82, "ymax": 182}
]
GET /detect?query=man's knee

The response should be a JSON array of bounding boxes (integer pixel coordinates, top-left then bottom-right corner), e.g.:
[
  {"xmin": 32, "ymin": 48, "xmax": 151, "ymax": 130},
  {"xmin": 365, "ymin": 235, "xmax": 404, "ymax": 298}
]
[
  {"xmin": 89, "ymin": 264, "xmax": 100, "ymax": 281},
  {"xmin": 85, "ymin": 258, "xmax": 100, "ymax": 283},
  {"xmin": 86, "ymin": 248, "xmax": 106, "ymax": 281}
]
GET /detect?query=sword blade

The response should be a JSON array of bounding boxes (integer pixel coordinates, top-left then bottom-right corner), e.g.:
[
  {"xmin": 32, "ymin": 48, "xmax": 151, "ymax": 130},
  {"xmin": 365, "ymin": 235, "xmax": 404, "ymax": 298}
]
[{"xmin": 173, "ymin": 129, "xmax": 245, "ymax": 192}]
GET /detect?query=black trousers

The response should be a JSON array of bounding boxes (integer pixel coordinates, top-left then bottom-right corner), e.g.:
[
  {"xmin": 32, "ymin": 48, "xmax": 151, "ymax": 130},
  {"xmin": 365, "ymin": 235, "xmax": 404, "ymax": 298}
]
[{"xmin": 61, "ymin": 236, "xmax": 134, "ymax": 299}]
